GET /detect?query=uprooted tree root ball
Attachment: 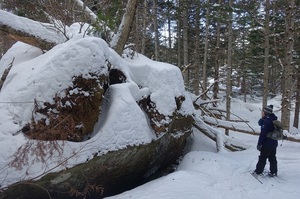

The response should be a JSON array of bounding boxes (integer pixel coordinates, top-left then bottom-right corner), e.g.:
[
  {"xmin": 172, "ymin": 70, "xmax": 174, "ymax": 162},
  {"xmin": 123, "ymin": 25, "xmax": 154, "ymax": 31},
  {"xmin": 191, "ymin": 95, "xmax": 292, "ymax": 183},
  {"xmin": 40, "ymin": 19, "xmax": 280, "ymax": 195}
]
[
  {"xmin": 138, "ymin": 95, "xmax": 191, "ymax": 136},
  {"xmin": 22, "ymin": 74, "xmax": 107, "ymax": 142}
]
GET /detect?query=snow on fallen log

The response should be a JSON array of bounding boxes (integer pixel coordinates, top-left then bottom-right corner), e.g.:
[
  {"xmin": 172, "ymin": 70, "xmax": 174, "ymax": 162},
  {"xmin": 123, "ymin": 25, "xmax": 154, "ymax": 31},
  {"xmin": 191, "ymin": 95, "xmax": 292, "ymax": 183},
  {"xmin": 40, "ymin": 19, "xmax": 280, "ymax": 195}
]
[{"xmin": 0, "ymin": 10, "xmax": 66, "ymax": 50}]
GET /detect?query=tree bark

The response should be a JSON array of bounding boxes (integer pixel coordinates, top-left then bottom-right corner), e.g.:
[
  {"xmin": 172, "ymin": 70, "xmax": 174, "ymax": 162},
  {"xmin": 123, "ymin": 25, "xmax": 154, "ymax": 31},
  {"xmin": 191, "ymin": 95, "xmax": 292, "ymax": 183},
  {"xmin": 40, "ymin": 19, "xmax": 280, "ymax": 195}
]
[
  {"xmin": 182, "ymin": 0, "xmax": 189, "ymax": 87},
  {"xmin": 193, "ymin": 119, "xmax": 247, "ymax": 152},
  {"xmin": 281, "ymin": 0, "xmax": 295, "ymax": 131},
  {"xmin": 0, "ymin": 58, "xmax": 14, "ymax": 91},
  {"xmin": 0, "ymin": 10, "xmax": 61, "ymax": 50},
  {"xmin": 167, "ymin": 0, "xmax": 172, "ymax": 50},
  {"xmin": 194, "ymin": 1, "xmax": 200, "ymax": 96},
  {"xmin": 110, "ymin": 0, "xmax": 138, "ymax": 55},
  {"xmin": 177, "ymin": 0, "xmax": 182, "ymax": 69},
  {"xmin": 225, "ymin": 0, "xmax": 233, "ymax": 136},
  {"xmin": 0, "ymin": 131, "xmax": 192, "ymax": 199},
  {"xmin": 213, "ymin": 0, "xmax": 221, "ymax": 102},
  {"xmin": 262, "ymin": 0, "xmax": 270, "ymax": 110},
  {"xmin": 153, "ymin": 0, "xmax": 159, "ymax": 60},
  {"xmin": 202, "ymin": 0, "xmax": 210, "ymax": 98},
  {"xmin": 293, "ymin": 70, "xmax": 300, "ymax": 128},
  {"xmin": 141, "ymin": 0, "xmax": 147, "ymax": 54}
]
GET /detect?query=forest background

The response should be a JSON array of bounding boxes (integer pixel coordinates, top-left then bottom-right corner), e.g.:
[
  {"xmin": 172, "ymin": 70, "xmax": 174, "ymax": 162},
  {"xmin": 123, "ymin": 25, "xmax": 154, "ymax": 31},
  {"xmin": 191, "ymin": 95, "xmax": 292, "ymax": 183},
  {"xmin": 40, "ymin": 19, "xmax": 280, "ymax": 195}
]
[{"xmin": 0, "ymin": 0, "xmax": 299, "ymax": 132}]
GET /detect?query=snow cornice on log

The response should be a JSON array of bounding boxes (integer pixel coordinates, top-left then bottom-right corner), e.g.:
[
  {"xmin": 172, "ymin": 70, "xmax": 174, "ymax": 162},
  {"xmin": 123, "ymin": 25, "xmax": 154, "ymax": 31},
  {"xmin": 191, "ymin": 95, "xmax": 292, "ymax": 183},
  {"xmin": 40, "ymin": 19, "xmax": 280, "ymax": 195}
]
[{"xmin": 0, "ymin": 10, "xmax": 66, "ymax": 50}]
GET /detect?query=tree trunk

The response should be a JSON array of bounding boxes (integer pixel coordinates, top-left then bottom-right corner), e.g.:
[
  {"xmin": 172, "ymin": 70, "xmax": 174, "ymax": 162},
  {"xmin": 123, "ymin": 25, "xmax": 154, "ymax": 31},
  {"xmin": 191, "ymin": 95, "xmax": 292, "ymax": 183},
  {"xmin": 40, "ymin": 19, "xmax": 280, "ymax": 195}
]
[
  {"xmin": 262, "ymin": 0, "xmax": 270, "ymax": 110},
  {"xmin": 141, "ymin": 0, "xmax": 147, "ymax": 54},
  {"xmin": 0, "ymin": 58, "xmax": 14, "ymax": 91},
  {"xmin": 194, "ymin": 1, "xmax": 200, "ymax": 96},
  {"xmin": 213, "ymin": 0, "xmax": 221, "ymax": 102},
  {"xmin": 167, "ymin": 0, "xmax": 172, "ymax": 50},
  {"xmin": 177, "ymin": 0, "xmax": 182, "ymax": 69},
  {"xmin": 0, "ymin": 131, "xmax": 192, "ymax": 199},
  {"xmin": 0, "ymin": 10, "xmax": 62, "ymax": 50},
  {"xmin": 153, "ymin": 0, "xmax": 159, "ymax": 60},
  {"xmin": 110, "ymin": 0, "xmax": 139, "ymax": 55},
  {"xmin": 193, "ymin": 117, "xmax": 247, "ymax": 152},
  {"xmin": 73, "ymin": 0, "xmax": 98, "ymax": 25},
  {"xmin": 225, "ymin": 0, "xmax": 233, "ymax": 136},
  {"xmin": 281, "ymin": 0, "xmax": 295, "ymax": 131},
  {"xmin": 182, "ymin": 0, "xmax": 189, "ymax": 87},
  {"xmin": 294, "ymin": 69, "xmax": 300, "ymax": 128},
  {"xmin": 202, "ymin": 0, "xmax": 210, "ymax": 98}
]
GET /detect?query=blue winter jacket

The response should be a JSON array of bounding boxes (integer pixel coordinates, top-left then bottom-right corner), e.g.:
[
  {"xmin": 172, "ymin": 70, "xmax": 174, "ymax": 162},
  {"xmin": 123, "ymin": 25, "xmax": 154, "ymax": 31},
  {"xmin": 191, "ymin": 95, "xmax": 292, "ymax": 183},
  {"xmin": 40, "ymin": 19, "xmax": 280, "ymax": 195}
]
[{"xmin": 257, "ymin": 113, "xmax": 278, "ymax": 148}]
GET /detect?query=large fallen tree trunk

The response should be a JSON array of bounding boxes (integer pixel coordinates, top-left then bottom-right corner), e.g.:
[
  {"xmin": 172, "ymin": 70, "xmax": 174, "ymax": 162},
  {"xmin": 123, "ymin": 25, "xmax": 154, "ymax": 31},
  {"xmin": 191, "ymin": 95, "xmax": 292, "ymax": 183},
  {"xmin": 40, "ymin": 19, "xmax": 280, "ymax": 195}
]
[
  {"xmin": 0, "ymin": 129, "xmax": 193, "ymax": 199},
  {"xmin": 0, "ymin": 10, "xmax": 64, "ymax": 50}
]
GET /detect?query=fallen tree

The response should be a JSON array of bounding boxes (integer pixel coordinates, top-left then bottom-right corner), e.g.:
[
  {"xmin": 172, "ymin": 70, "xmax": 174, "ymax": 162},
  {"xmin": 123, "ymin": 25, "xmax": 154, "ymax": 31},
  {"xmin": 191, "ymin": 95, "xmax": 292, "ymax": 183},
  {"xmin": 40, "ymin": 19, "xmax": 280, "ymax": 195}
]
[
  {"xmin": 193, "ymin": 116, "xmax": 249, "ymax": 152},
  {"xmin": 0, "ymin": 10, "xmax": 64, "ymax": 50},
  {"xmin": 0, "ymin": 129, "xmax": 193, "ymax": 199},
  {"xmin": 201, "ymin": 115, "xmax": 300, "ymax": 143}
]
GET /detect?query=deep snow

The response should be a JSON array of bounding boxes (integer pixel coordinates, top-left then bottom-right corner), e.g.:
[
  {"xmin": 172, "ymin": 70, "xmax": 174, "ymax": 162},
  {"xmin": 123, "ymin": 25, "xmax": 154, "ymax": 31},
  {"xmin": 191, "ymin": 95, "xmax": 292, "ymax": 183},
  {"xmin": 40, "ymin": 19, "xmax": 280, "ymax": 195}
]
[{"xmin": 0, "ymin": 9, "xmax": 300, "ymax": 199}]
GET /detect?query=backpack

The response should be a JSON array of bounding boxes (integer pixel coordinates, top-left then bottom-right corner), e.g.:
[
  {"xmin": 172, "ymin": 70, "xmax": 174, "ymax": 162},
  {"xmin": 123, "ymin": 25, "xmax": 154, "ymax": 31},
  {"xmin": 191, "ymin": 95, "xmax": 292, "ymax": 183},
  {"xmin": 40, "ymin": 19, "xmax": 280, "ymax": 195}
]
[{"xmin": 266, "ymin": 120, "xmax": 284, "ymax": 140}]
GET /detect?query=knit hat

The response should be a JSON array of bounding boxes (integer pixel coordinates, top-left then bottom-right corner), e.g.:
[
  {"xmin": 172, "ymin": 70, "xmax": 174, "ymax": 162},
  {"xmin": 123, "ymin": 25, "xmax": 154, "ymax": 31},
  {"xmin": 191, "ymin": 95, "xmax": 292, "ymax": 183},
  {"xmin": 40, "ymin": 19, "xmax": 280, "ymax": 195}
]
[{"xmin": 263, "ymin": 105, "xmax": 273, "ymax": 114}]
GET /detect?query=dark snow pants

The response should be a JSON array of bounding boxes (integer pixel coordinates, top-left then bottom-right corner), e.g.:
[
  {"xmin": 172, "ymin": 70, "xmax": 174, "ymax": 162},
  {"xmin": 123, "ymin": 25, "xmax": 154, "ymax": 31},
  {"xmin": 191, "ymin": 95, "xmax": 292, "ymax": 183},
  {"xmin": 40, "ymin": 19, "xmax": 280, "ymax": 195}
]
[{"xmin": 255, "ymin": 146, "xmax": 277, "ymax": 174}]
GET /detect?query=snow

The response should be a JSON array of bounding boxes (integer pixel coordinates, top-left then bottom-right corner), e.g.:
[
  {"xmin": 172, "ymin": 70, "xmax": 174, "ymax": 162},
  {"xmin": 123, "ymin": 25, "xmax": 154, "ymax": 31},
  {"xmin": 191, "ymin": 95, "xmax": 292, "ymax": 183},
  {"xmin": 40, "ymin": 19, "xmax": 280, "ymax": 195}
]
[
  {"xmin": 105, "ymin": 102, "xmax": 300, "ymax": 199},
  {"xmin": 0, "ymin": 10, "xmax": 65, "ymax": 44},
  {"xmin": 0, "ymin": 10, "xmax": 300, "ymax": 199},
  {"xmin": 0, "ymin": 13, "xmax": 189, "ymax": 188}
]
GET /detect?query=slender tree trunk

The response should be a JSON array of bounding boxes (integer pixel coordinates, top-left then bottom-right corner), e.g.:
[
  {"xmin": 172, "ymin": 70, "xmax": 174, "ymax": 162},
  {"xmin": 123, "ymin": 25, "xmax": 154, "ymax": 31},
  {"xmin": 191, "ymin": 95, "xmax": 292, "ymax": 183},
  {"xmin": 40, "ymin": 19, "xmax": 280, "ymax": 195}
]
[
  {"xmin": 202, "ymin": 0, "xmax": 210, "ymax": 98},
  {"xmin": 182, "ymin": 0, "xmax": 189, "ymax": 87},
  {"xmin": 135, "ymin": 5, "xmax": 140, "ymax": 52},
  {"xmin": 194, "ymin": 0, "xmax": 200, "ymax": 95},
  {"xmin": 225, "ymin": 0, "xmax": 233, "ymax": 136},
  {"xmin": 177, "ymin": 0, "xmax": 182, "ymax": 69},
  {"xmin": 110, "ymin": 0, "xmax": 139, "ymax": 55},
  {"xmin": 153, "ymin": 0, "xmax": 159, "ymax": 60},
  {"xmin": 281, "ymin": 0, "xmax": 295, "ymax": 131},
  {"xmin": 141, "ymin": 0, "xmax": 147, "ymax": 54},
  {"xmin": 294, "ymin": 70, "xmax": 300, "ymax": 128},
  {"xmin": 213, "ymin": 0, "xmax": 221, "ymax": 101},
  {"xmin": 262, "ymin": 0, "xmax": 270, "ymax": 110},
  {"xmin": 167, "ymin": 0, "xmax": 172, "ymax": 50}
]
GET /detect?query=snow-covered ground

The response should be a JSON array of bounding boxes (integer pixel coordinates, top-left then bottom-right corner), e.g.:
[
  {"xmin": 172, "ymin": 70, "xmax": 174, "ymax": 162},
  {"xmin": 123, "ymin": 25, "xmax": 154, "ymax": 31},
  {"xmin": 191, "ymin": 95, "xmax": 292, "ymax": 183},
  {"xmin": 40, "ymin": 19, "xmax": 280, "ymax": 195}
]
[
  {"xmin": 105, "ymin": 97, "xmax": 300, "ymax": 199},
  {"xmin": 0, "ymin": 10, "xmax": 299, "ymax": 199}
]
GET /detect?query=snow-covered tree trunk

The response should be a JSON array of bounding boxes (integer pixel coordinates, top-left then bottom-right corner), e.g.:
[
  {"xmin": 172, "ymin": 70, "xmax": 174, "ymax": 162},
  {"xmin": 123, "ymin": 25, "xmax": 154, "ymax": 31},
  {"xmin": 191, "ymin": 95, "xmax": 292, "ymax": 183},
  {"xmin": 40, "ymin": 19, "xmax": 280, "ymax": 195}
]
[
  {"xmin": 72, "ymin": 0, "xmax": 98, "ymax": 24},
  {"xmin": 262, "ymin": 0, "xmax": 270, "ymax": 109},
  {"xmin": 281, "ymin": 0, "xmax": 295, "ymax": 131},
  {"xmin": 225, "ymin": 0, "xmax": 233, "ymax": 136},
  {"xmin": 110, "ymin": 0, "xmax": 138, "ymax": 55},
  {"xmin": 0, "ymin": 10, "xmax": 64, "ymax": 50}
]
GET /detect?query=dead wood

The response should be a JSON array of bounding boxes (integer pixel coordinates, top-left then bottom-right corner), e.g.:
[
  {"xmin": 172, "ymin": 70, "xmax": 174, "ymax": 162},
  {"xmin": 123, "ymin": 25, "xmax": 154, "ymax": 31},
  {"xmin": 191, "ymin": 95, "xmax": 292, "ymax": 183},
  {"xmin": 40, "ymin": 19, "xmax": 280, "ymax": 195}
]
[
  {"xmin": 193, "ymin": 122, "xmax": 247, "ymax": 152},
  {"xmin": 203, "ymin": 118, "xmax": 300, "ymax": 143},
  {"xmin": 0, "ymin": 23, "xmax": 56, "ymax": 50},
  {"xmin": 0, "ymin": 10, "xmax": 63, "ymax": 50},
  {"xmin": 0, "ymin": 57, "xmax": 14, "ymax": 91},
  {"xmin": 203, "ymin": 119, "xmax": 260, "ymax": 135}
]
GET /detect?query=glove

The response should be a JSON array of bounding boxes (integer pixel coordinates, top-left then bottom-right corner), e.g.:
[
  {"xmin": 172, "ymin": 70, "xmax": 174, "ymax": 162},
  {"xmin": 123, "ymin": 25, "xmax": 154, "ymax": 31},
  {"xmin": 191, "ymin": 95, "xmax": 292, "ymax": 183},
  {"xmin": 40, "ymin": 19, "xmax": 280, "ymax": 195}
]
[
  {"xmin": 283, "ymin": 135, "xmax": 288, "ymax": 140},
  {"xmin": 257, "ymin": 144, "xmax": 262, "ymax": 151}
]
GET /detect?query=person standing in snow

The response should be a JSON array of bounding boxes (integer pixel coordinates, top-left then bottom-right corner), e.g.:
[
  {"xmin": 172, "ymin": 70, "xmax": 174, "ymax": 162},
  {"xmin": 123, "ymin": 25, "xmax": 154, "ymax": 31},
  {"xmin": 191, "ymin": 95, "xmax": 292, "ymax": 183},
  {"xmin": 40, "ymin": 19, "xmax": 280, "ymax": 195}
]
[{"xmin": 254, "ymin": 105, "xmax": 278, "ymax": 177}]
